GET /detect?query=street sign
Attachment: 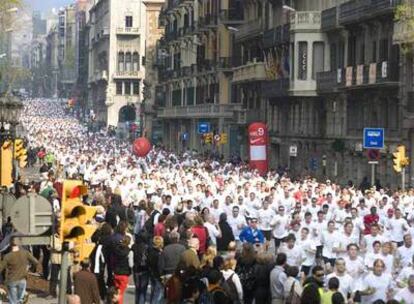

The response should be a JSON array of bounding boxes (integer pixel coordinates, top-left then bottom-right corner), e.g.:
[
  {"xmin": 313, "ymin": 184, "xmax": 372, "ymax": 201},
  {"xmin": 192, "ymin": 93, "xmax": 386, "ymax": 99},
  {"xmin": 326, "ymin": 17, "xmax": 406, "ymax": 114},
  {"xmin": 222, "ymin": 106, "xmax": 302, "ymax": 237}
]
[
  {"xmin": 367, "ymin": 149, "xmax": 380, "ymax": 161},
  {"xmin": 214, "ymin": 134, "xmax": 221, "ymax": 142},
  {"xmin": 363, "ymin": 128, "xmax": 384, "ymax": 149},
  {"xmin": 10, "ymin": 194, "xmax": 53, "ymax": 236},
  {"xmin": 182, "ymin": 132, "xmax": 189, "ymax": 141},
  {"xmin": 289, "ymin": 145, "xmax": 297, "ymax": 157},
  {"xmin": 309, "ymin": 158, "xmax": 318, "ymax": 171},
  {"xmin": 198, "ymin": 122, "xmax": 210, "ymax": 134}
]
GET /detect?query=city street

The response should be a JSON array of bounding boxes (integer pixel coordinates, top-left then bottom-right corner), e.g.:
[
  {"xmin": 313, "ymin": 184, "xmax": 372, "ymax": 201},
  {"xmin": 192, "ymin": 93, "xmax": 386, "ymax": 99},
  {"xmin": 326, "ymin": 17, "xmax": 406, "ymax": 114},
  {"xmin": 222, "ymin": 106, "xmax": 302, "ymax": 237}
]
[{"xmin": 1, "ymin": 0, "xmax": 414, "ymax": 303}]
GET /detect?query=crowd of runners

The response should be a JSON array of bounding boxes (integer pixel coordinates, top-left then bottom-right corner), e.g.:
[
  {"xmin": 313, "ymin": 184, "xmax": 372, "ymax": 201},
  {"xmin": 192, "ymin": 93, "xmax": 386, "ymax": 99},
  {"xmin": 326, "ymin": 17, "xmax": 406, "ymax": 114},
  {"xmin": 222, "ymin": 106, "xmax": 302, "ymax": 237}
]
[{"xmin": 2, "ymin": 98, "xmax": 414, "ymax": 304}]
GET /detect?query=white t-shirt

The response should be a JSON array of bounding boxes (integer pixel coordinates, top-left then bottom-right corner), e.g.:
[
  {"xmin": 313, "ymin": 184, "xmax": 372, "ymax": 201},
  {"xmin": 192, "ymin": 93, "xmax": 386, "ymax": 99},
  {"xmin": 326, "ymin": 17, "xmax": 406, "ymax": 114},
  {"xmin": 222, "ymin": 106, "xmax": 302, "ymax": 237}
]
[
  {"xmin": 361, "ymin": 272, "xmax": 393, "ymax": 303},
  {"xmin": 227, "ymin": 215, "xmax": 246, "ymax": 241},
  {"xmin": 394, "ymin": 288, "xmax": 414, "ymax": 304},
  {"xmin": 387, "ymin": 218, "xmax": 409, "ymax": 242},
  {"xmin": 322, "ymin": 231, "xmax": 340, "ymax": 259},
  {"xmin": 279, "ymin": 244, "xmax": 303, "ymax": 268},
  {"xmin": 300, "ymin": 238, "xmax": 316, "ymax": 267},
  {"xmin": 204, "ymin": 222, "xmax": 220, "ymax": 245},
  {"xmin": 258, "ymin": 208, "xmax": 275, "ymax": 231},
  {"xmin": 271, "ymin": 214, "xmax": 290, "ymax": 239},
  {"xmin": 326, "ymin": 272, "xmax": 353, "ymax": 301},
  {"xmin": 398, "ymin": 244, "xmax": 414, "ymax": 268}
]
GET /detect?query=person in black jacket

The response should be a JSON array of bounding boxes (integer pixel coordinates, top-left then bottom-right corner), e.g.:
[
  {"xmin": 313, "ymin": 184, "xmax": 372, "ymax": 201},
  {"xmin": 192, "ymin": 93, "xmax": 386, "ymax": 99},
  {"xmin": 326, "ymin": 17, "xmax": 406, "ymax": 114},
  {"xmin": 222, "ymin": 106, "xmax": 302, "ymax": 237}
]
[
  {"xmin": 253, "ymin": 252, "xmax": 275, "ymax": 304},
  {"xmin": 132, "ymin": 233, "xmax": 150, "ymax": 304},
  {"xmin": 91, "ymin": 222, "xmax": 113, "ymax": 300},
  {"xmin": 148, "ymin": 236, "xmax": 164, "ymax": 304},
  {"xmin": 112, "ymin": 235, "xmax": 132, "ymax": 304},
  {"xmin": 216, "ymin": 213, "xmax": 235, "ymax": 252},
  {"xmin": 105, "ymin": 194, "xmax": 126, "ymax": 228}
]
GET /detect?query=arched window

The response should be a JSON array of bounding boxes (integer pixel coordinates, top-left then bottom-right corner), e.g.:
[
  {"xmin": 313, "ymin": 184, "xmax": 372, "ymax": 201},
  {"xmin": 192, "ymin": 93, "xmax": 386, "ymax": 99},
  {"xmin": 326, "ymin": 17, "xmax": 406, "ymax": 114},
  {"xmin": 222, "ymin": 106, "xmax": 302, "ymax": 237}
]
[
  {"xmin": 118, "ymin": 52, "xmax": 124, "ymax": 72},
  {"xmin": 125, "ymin": 52, "xmax": 132, "ymax": 72},
  {"xmin": 133, "ymin": 52, "xmax": 139, "ymax": 71}
]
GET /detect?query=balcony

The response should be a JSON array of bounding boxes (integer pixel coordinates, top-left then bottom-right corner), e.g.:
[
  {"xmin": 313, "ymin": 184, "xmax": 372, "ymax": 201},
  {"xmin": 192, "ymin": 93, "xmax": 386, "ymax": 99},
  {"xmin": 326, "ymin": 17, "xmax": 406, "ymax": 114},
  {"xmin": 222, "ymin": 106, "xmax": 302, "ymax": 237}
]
[
  {"xmin": 318, "ymin": 61, "xmax": 399, "ymax": 91},
  {"xmin": 261, "ymin": 78, "xmax": 290, "ymax": 98},
  {"xmin": 234, "ymin": 19, "xmax": 263, "ymax": 41},
  {"xmin": 61, "ymin": 69, "xmax": 77, "ymax": 84},
  {"xmin": 321, "ymin": 7, "xmax": 341, "ymax": 31},
  {"xmin": 116, "ymin": 27, "xmax": 140, "ymax": 35},
  {"xmin": 339, "ymin": 0, "xmax": 401, "ymax": 25},
  {"xmin": 113, "ymin": 70, "xmax": 143, "ymax": 79},
  {"xmin": 233, "ymin": 61, "xmax": 267, "ymax": 83},
  {"xmin": 263, "ymin": 24, "xmax": 289, "ymax": 48},
  {"xmin": 217, "ymin": 57, "xmax": 233, "ymax": 71},
  {"xmin": 290, "ymin": 11, "xmax": 321, "ymax": 32},
  {"xmin": 316, "ymin": 71, "xmax": 340, "ymax": 93},
  {"xmin": 157, "ymin": 103, "xmax": 244, "ymax": 119},
  {"xmin": 89, "ymin": 70, "xmax": 107, "ymax": 83}
]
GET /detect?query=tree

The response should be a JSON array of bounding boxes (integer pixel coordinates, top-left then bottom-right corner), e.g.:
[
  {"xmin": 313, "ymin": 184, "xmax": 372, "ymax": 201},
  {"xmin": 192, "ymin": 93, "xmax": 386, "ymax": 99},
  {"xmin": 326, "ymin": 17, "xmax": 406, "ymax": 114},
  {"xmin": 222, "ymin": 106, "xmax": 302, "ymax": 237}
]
[
  {"xmin": 394, "ymin": 1, "xmax": 414, "ymax": 54},
  {"xmin": 0, "ymin": 0, "xmax": 25, "ymax": 94}
]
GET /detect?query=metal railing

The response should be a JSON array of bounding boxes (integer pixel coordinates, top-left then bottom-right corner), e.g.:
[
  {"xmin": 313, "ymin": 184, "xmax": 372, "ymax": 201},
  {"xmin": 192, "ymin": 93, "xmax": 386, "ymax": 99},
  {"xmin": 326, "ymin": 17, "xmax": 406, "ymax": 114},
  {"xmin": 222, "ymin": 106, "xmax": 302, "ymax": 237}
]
[
  {"xmin": 234, "ymin": 19, "xmax": 263, "ymax": 41},
  {"xmin": 157, "ymin": 103, "xmax": 244, "ymax": 118},
  {"xmin": 290, "ymin": 11, "xmax": 321, "ymax": 31}
]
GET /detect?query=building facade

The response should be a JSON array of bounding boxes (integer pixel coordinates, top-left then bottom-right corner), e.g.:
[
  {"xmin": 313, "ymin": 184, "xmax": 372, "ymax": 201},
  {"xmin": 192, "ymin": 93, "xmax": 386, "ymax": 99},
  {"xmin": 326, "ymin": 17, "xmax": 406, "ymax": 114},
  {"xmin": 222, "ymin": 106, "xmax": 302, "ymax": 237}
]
[
  {"xmin": 155, "ymin": 0, "xmax": 245, "ymax": 156},
  {"xmin": 152, "ymin": 0, "xmax": 411, "ymax": 186},
  {"xmin": 87, "ymin": 0, "xmax": 147, "ymax": 127}
]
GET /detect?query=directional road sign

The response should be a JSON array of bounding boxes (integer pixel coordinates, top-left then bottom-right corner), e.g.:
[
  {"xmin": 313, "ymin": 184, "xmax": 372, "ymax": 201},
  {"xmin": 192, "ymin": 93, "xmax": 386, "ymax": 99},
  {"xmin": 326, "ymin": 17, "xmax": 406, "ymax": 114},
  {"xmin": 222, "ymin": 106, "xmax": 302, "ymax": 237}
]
[
  {"xmin": 363, "ymin": 128, "xmax": 384, "ymax": 149},
  {"xmin": 198, "ymin": 122, "xmax": 210, "ymax": 134}
]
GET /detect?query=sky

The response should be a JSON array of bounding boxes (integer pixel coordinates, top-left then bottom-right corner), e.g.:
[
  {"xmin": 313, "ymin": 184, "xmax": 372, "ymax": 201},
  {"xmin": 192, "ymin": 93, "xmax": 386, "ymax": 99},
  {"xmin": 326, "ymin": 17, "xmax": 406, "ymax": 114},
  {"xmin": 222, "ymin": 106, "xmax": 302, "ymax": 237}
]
[{"xmin": 26, "ymin": 0, "xmax": 73, "ymax": 12}]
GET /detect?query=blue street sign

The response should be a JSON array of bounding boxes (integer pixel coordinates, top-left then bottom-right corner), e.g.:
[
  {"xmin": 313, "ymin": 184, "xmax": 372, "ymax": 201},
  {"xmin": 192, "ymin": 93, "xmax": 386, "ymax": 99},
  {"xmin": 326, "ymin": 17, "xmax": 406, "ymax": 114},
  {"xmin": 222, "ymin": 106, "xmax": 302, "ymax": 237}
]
[
  {"xmin": 309, "ymin": 158, "xmax": 318, "ymax": 171},
  {"xmin": 363, "ymin": 128, "xmax": 384, "ymax": 149},
  {"xmin": 198, "ymin": 122, "xmax": 210, "ymax": 134},
  {"xmin": 182, "ymin": 132, "xmax": 189, "ymax": 141}
]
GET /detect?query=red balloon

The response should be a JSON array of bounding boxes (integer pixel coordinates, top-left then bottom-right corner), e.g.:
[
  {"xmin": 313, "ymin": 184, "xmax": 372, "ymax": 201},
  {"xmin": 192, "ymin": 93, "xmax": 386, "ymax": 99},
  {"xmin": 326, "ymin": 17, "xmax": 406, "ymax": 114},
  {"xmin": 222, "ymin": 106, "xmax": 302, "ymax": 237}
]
[{"xmin": 133, "ymin": 137, "xmax": 151, "ymax": 157}]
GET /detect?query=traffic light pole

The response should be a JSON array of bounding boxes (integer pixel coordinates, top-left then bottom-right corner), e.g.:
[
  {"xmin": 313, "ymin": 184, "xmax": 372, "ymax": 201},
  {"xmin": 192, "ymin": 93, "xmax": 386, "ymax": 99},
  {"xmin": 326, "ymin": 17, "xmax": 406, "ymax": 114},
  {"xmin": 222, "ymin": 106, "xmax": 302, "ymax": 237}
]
[
  {"xmin": 58, "ymin": 242, "xmax": 69, "ymax": 304},
  {"xmin": 402, "ymin": 167, "xmax": 406, "ymax": 192}
]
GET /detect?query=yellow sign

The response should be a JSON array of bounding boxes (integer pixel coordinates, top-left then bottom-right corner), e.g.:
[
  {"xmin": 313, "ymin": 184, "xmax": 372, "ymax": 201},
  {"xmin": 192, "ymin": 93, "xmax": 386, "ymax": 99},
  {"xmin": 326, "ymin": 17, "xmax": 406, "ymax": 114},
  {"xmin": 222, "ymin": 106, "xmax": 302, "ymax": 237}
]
[
  {"xmin": 1, "ymin": 142, "xmax": 13, "ymax": 186},
  {"xmin": 220, "ymin": 133, "xmax": 228, "ymax": 144}
]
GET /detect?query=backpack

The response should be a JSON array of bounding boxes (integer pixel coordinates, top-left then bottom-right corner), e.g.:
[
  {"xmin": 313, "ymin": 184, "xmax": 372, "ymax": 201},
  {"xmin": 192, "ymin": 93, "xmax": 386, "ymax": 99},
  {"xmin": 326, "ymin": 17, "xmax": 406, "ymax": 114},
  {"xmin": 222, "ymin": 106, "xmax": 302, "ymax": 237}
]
[
  {"xmin": 236, "ymin": 263, "xmax": 256, "ymax": 291},
  {"xmin": 165, "ymin": 274, "xmax": 182, "ymax": 303},
  {"xmin": 286, "ymin": 281, "xmax": 301, "ymax": 304},
  {"xmin": 221, "ymin": 274, "xmax": 239, "ymax": 303},
  {"xmin": 199, "ymin": 286, "xmax": 231, "ymax": 304}
]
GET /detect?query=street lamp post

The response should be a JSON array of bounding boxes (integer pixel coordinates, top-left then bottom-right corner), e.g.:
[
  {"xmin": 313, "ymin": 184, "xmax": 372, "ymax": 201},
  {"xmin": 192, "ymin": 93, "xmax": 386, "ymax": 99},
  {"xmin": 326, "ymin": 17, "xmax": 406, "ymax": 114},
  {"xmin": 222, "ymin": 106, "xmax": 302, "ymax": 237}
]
[{"xmin": 0, "ymin": 94, "xmax": 23, "ymax": 188}]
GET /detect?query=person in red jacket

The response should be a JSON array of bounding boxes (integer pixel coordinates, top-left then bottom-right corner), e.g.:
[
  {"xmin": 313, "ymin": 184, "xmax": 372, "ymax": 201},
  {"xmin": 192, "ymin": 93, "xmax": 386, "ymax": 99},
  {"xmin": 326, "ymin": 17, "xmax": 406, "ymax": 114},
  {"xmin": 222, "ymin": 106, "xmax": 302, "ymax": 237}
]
[
  {"xmin": 363, "ymin": 206, "xmax": 379, "ymax": 235},
  {"xmin": 191, "ymin": 216, "xmax": 208, "ymax": 255}
]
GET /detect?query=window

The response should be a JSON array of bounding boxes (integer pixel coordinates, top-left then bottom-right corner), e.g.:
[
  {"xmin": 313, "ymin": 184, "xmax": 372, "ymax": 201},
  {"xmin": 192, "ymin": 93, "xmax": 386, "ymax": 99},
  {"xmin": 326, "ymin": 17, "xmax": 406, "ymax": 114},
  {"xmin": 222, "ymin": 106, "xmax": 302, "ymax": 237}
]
[
  {"xmin": 312, "ymin": 42, "xmax": 324, "ymax": 79},
  {"xmin": 118, "ymin": 52, "xmax": 124, "ymax": 72},
  {"xmin": 125, "ymin": 16, "xmax": 133, "ymax": 28},
  {"xmin": 298, "ymin": 42, "xmax": 308, "ymax": 80},
  {"xmin": 379, "ymin": 39, "xmax": 389, "ymax": 61},
  {"xmin": 133, "ymin": 81, "xmax": 139, "ymax": 95},
  {"xmin": 330, "ymin": 43, "xmax": 337, "ymax": 71},
  {"xmin": 187, "ymin": 87, "xmax": 194, "ymax": 105},
  {"xmin": 347, "ymin": 36, "xmax": 356, "ymax": 66},
  {"xmin": 116, "ymin": 81, "xmax": 122, "ymax": 95},
  {"xmin": 372, "ymin": 41, "xmax": 377, "ymax": 62},
  {"xmin": 133, "ymin": 52, "xmax": 139, "ymax": 71},
  {"xmin": 125, "ymin": 52, "xmax": 131, "ymax": 71},
  {"xmin": 125, "ymin": 81, "xmax": 131, "ymax": 95},
  {"xmin": 359, "ymin": 43, "xmax": 365, "ymax": 64}
]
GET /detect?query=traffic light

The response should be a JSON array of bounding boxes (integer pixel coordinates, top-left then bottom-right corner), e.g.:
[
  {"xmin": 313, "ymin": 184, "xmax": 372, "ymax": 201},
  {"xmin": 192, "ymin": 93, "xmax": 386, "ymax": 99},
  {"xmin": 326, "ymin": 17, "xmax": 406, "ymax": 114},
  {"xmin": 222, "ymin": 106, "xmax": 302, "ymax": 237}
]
[
  {"xmin": 204, "ymin": 133, "xmax": 213, "ymax": 144},
  {"xmin": 61, "ymin": 180, "xmax": 98, "ymax": 262},
  {"xmin": 220, "ymin": 133, "xmax": 228, "ymax": 144},
  {"xmin": 1, "ymin": 140, "xmax": 13, "ymax": 187},
  {"xmin": 14, "ymin": 139, "xmax": 27, "ymax": 168},
  {"xmin": 393, "ymin": 145, "xmax": 409, "ymax": 173}
]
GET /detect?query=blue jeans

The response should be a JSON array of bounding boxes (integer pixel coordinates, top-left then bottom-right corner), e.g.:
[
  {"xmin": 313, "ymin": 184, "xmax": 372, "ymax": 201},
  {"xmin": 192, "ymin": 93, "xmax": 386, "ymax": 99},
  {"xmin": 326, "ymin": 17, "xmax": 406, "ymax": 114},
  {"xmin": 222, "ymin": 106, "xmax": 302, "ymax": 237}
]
[
  {"xmin": 150, "ymin": 277, "xmax": 164, "ymax": 304},
  {"xmin": 7, "ymin": 279, "xmax": 26, "ymax": 304},
  {"xmin": 134, "ymin": 271, "xmax": 149, "ymax": 304}
]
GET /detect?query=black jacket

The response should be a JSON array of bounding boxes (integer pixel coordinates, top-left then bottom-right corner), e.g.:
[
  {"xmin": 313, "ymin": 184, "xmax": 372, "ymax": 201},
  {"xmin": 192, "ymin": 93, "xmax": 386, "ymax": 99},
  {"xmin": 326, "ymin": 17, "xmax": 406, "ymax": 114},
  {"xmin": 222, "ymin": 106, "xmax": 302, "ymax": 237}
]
[
  {"xmin": 112, "ymin": 243, "xmax": 131, "ymax": 276},
  {"xmin": 148, "ymin": 247, "xmax": 162, "ymax": 279},
  {"xmin": 216, "ymin": 220, "xmax": 235, "ymax": 252}
]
